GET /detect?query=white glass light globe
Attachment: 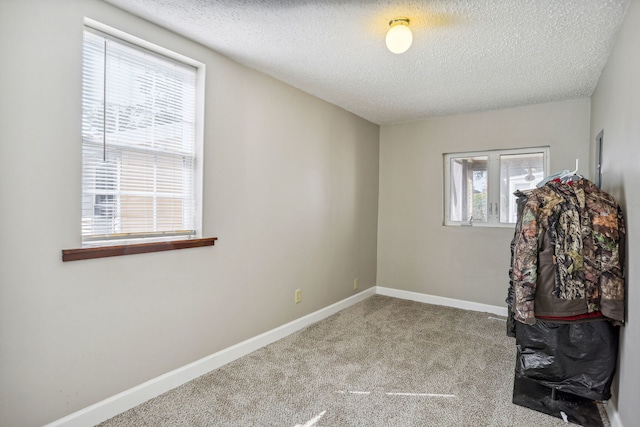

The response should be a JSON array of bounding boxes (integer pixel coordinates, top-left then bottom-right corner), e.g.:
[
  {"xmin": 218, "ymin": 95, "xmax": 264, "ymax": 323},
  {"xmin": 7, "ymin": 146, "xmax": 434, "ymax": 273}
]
[{"xmin": 385, "ymin": 23, "xmax": 413, "ymax": 54}]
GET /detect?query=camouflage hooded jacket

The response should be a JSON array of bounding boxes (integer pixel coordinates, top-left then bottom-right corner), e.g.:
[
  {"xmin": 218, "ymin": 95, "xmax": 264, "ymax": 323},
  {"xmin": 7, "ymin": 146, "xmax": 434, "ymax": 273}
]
[{"xmin": 510, "ymin": 178, "xmax": 625, "ymax": 325}]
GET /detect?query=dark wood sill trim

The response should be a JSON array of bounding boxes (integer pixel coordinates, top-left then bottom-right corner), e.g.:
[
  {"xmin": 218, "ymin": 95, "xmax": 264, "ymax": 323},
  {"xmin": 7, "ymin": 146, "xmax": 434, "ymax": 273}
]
[{"xmin": 62, "ymin": 237, "xmax": 217, "ymax": 262}]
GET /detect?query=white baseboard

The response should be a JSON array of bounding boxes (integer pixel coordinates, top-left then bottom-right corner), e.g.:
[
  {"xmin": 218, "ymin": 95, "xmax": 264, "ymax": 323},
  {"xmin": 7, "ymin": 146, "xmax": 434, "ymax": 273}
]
[
  {"xmin": 45, "ymin": 286, "xmax": 506, "ymax": 426},
  {"xmin": 44, "ymin": 287, "xmax": 376, "ymax": 427},
  {"xmin": 604, "ymin": 400, "xmax": 624, "ymax": 427},
  {"xmin": 375, "ymin": 286, "xmax": 508, "ymax": 317}
]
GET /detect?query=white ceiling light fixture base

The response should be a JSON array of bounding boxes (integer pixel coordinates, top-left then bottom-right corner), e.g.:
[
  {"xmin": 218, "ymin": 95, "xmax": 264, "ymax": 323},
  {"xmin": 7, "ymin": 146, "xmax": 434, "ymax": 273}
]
[{"xmin": 386, "ymin": 18, "xmax": 412, "ymax": 54}]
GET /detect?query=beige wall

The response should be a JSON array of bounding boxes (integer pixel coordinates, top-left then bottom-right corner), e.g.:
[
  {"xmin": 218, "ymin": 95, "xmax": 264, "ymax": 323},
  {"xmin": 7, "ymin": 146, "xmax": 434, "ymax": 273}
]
[
  {"xmin": 2, "ymin": 0, "xmax": 635, "ymax": 425},
  {"xmin": 377, "ymin": 99, "xmax": 591, "ymax": 306},
  {"xmin": 0, "ymin": 1, "xmax": 379, "ymax": 426},
  {"xmin": 591, "ymin": 0, "xmax": 640, "ymax": 425}
]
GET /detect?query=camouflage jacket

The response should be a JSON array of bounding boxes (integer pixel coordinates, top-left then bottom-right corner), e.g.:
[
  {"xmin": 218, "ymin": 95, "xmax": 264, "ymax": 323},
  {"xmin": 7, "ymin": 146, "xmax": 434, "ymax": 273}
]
[{"xmin": 510, "ymin": 179, "xmax": 625, "ymax": 324}]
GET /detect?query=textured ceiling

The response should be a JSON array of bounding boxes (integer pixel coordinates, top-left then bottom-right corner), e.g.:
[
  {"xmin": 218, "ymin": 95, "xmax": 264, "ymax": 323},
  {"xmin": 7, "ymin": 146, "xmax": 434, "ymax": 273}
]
[{"xmin": 103, "ymin": 0, "xmax": 629, "ymax": 125}]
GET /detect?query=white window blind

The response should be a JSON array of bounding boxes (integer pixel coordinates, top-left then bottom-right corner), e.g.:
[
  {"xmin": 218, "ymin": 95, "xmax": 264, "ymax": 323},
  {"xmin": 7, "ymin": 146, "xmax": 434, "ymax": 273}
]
[{"xmin": 81, "ymin": 29, "xmax": 198, "ymax": 245}]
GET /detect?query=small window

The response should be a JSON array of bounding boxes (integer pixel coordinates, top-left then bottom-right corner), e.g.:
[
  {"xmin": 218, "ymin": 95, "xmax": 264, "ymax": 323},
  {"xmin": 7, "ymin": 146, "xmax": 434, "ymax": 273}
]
[
  {"xmin": 444, "ymin": 147, "xmax": 549, "ymax": 227},
  {"xmin": 81, "ymin": 23, "xmax": 203, "ymax": 246}
]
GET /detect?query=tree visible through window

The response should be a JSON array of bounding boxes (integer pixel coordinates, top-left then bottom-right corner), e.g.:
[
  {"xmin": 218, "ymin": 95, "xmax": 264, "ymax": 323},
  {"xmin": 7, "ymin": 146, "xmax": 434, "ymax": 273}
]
[
  {"xmin": 444, "ymin": 148, "xmax": 549, "ymax": 226},
  {"xmin": 81, "ymin": 27, "xmax": 201, "ymax": 246}
]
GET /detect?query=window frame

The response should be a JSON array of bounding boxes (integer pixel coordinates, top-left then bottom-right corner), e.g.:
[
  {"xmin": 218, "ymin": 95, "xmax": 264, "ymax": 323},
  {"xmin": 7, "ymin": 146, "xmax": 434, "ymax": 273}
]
[
  {"xmin": 443, "ymin": 146, "xmax": 550, "ymax": 228},
  {"xmin": 81, "ymin": 18, "xmax": 206, "ymax": 248}
]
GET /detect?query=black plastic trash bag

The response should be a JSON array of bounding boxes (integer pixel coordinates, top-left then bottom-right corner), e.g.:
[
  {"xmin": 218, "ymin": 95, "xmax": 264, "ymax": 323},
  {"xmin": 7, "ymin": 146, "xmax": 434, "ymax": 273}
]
[{"xmin": 514, "ymin": 319, "xmax": 619, "ymax": 401}]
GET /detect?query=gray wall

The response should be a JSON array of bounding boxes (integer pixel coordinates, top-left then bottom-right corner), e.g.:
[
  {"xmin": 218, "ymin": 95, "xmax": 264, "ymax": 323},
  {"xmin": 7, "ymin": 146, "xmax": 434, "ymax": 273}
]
[
  {"xmin": 377, "ymin": 99, "xmax": 591, "ymax": 306},
  {"xmin": 591, "ymin": 0, "xmax": 640, "ymax": 425},
  {"xmin": 1, "ymin": 0, "xmax": 636, "ymax": 426},
  {"xmin": 0, "ymin": 1, "xmax": 380, "ymax": 426}
]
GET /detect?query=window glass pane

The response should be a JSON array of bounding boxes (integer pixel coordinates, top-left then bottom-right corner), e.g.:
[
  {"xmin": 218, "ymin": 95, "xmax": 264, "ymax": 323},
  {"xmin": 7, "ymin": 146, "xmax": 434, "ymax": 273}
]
[
  {"xmin": 450, "ymin": 156, "xmax": 488, "ymax": 223},
  {"xmin": 81, "ymin": 28, "xmax": 197, "ymax": 245},
  {"xmin": 499, "ymin": 153, "xmax": 544, "ymax": 223}
]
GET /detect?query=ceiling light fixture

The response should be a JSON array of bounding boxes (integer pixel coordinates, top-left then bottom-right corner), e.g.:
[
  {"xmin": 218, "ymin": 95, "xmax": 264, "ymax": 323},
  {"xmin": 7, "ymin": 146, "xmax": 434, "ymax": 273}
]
[{"xmin": 386, "ymin": 18, "xmax": 412, "ymax": 54}]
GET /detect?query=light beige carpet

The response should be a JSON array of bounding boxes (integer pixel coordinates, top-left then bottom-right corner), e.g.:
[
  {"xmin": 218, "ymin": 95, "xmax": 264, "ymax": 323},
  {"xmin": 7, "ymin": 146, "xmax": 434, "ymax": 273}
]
[{"xmin": 99, "ymin": 295, "xmax": 608, "ymax": 426}]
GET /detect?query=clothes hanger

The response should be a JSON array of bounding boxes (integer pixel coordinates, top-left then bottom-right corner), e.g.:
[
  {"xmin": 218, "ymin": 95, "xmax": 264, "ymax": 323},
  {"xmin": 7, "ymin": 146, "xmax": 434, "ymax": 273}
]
[
  {"xmin": 559, "ymin": 159, "xmax": 579, "ymax": 179},
  {"xmin": 560, "ymin": 159, "xmax": 583, "ymax": 183},
  {"xmin": 537, "ymin": 169, "xmax": 569, "ymax": 187},
  {"xmin": 537, "ymin": 159, "xmax": 581, "ymax": 187}
]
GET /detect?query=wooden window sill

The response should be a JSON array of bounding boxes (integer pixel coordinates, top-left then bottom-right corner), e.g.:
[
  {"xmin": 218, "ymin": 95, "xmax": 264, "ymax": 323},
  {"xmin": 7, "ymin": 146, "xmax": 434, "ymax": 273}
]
[{"xmin": 62, "ymin": 237, "xmax": 217, "ymax": 262}]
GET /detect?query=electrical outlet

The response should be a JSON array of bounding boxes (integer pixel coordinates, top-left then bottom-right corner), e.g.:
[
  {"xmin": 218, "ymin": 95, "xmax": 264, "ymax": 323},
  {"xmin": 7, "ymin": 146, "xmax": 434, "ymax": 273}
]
[
  {"xmin": 354, "ymin": 278, "xmax": 359, "ymax": 290},
  {"xmin": 295, "ymin": 289, "xmax": 302, "ymax": 304}
]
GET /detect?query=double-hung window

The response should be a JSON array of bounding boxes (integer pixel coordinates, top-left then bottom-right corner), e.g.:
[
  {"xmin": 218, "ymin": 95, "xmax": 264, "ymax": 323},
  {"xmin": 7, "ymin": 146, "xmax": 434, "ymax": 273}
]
[
  {"xmin": 444, "ymin": 147, "xmax": 549, "ymax": 226},
  {"xmin": 81, "ymin": 21, "xmax": 203, "ymax": 247}
]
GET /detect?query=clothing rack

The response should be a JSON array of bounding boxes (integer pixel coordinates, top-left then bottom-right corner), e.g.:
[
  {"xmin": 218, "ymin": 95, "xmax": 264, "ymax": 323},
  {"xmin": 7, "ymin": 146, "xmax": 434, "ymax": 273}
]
[{"xmin": 507, "ymin": 171, "xmax": 625, "ymax": 426}]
